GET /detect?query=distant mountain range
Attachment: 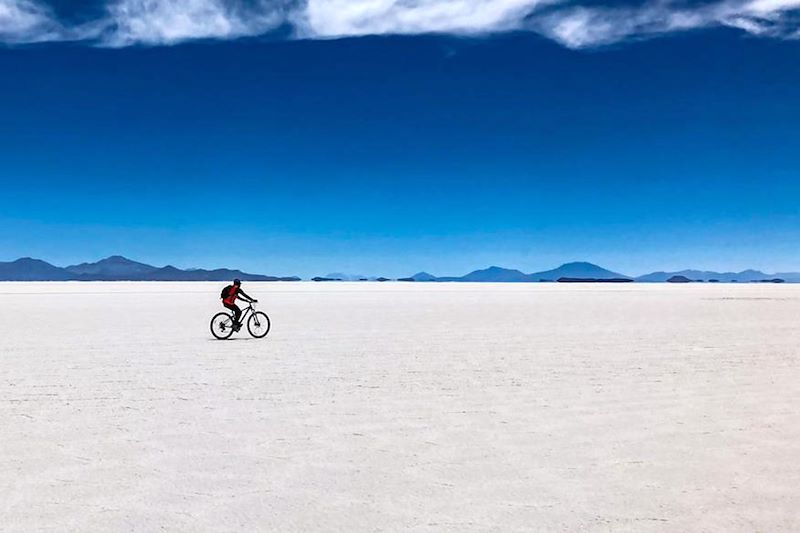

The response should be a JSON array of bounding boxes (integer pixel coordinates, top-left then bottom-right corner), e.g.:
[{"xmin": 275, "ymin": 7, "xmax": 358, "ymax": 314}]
[
  {"xmin": 2, "ymin": 256, "xmax": 799, "ymax": 283},
  {"xmin": 324, "ymin": 273, "xmax": 385, "ymax": 281},
  {"xmin": 0, "ymin": 256, "xmax": 300, "ymax": 281},
  {"xmin": 405, "ymin": 262, "xmax": 799, "ymax": 283},
  {"xmin": 408, "ymin": 262, "xmax": 631, "ymax": 282},
  {"xmin": 634, "ymin": 269, "xmax": 800, "ymax": 283}
]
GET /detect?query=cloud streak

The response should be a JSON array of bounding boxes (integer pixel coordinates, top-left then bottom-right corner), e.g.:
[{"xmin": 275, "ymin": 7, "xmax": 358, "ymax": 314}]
[
  {"xmin": 1, "ymin": 0, "xmax": 800, "ymax": 48},
  {"xmin": 534, "ymin": 0, "xmax": 800, "ymax": 48},
  {"xmin": 103, "ymin": 0, "xmax": 287, "ymax": 46},
  {"xmin": 0, "ymin": 0, "xmax": 62, "ymax": 43}
]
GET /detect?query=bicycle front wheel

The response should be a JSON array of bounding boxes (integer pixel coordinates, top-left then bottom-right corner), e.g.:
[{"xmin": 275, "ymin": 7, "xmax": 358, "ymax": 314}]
[
  {"xmin": 248, "ymin": 311, "xmax": 271, "ymax": 338},
  {"xmin": 210, "ymin": 312, "xmax": 235, "ymax": 340}
]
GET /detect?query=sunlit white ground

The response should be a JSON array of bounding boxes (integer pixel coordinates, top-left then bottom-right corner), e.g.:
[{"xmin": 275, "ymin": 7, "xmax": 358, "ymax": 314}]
[{"xmin": 1, "ymin": 282, "xmax": 799, "ymax": 532}]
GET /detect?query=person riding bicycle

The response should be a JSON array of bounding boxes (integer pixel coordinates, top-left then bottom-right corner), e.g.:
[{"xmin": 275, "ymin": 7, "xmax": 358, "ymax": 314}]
[{"xmin": 221, "ymin": 279, "xmax": 256, "ymax": 330}]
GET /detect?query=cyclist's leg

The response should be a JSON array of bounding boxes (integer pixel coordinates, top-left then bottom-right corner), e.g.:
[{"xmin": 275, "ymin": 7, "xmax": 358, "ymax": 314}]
[{"xmin": 223, "ymin": 303, "xmax": 242, "ymax": 325}]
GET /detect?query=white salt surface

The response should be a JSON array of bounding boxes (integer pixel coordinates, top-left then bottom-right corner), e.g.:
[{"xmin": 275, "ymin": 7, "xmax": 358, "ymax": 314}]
[{"xmin": 1, "ymin": 282, "xmax": 799, "ymax": 531}]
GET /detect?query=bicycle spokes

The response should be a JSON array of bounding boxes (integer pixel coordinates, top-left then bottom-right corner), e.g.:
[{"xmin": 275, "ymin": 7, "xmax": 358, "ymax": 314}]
[
  {"xmin": 210, "ymin": 313, "xmax": 236, "ymax": 340},
  {"xmin": 212, "ymin": 309, "xmax": 268, "ymax": 340}
]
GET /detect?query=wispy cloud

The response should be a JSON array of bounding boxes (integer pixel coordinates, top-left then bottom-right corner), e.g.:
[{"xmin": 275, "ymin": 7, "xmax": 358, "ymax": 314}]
[
  {"xmin": 0, "ymin": 0, "xmax": 62, "ymax": 42},
  {"xmin": 531, "ymin": 2, "xmax": 714, "ymax": 48},
  {"xmin": 533, "ymin": 0, "xmax": 800, "ymax": 48},
  {"xmin": 2, "ymin": 0, "xmax": 800, "ymax": 48},
  {"xmin": 102, "ymin": 0, "xmax": 287, "ymax": 46},
  {"xmin": 723, "ymin": 0, "xmax": 800, "ymax": 38}
]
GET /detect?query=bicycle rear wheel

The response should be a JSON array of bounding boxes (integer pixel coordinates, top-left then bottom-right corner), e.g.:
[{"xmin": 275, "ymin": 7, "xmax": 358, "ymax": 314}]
[
  {"xmin": 248, "ymin": 311, "xmax": 271, "ymax": 338},
  {"xmin": 211, "ymin": 312, "xmax": 235, "ymax": 340}
]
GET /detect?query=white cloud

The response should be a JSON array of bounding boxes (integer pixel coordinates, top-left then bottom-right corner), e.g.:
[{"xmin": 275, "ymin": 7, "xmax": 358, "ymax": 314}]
[
  {"xmin": 294, "ymin": 0, "xmax": 800, "ymax": 47},
  {"xmin": 2, "ymin": 0, "xmax": 800, "ymax": 48},
  {"xmin": 531, "ymin": 3, "xmax": 714, "ymax": 48},
  {"xmin": 101, "ymin": 0, "xmax": 287, "ymax": 46},
  {"xmin": 533, "ymin": 0, "xmax": 800, "ymax": 48},
  {"xmin": 719, "ymin": 0, "xmax": 800, "ymax": 37},
  {"xmin": 295, "ymin": 0, "xmax": 554, "ymax": 38},
  {"xmin": 746, "ymin": 0, "xmax": 800, "ymax": 12},
  {"xmin": 0, "ymin": 0, "xmax": 61, "ymax": 42}
]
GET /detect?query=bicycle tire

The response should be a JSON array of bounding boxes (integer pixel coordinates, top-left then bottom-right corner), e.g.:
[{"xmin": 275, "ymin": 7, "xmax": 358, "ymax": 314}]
[
  {"xmin": 247, "ymin": 311, "xmax": 271, "ymax": 338},
  {"xmin": 210, "ymin": 312, "xmax": 235, "ymax": 340}
]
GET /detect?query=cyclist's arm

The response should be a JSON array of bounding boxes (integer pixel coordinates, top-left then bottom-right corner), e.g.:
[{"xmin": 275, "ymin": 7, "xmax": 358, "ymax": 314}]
[{"xmin": 238, "ymin": 289, "xmax": 255, "ymax": 302}]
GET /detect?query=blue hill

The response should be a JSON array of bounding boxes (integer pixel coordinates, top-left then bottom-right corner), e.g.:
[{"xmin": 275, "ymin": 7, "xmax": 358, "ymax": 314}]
[
  {"xmin": 0, "ymin": 256, "xmax": 299, "ymax": 281},
  {"xmin": 529, "ymin": 262, "xmax": 629, "ymax": 281},
  {"xmin": 460, "ymin": 266, "xmax": 530, "ymax": 282}
]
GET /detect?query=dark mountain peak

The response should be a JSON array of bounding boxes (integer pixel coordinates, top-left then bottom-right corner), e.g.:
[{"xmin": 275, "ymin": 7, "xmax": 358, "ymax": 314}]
[
  {"xmin": 104, "ymin": 255, "xmax": 136, "ymax": 263},
  {"xmin": 411, "ymin": 272, "xmax": 437, "ymax": 281},
  {"xmin": 530, "ymin": 262, "xmax": 628, "ymax": 280},
  {"xmin": 461, "ymin": 266, "xmax": 529, "ymax": 282},
  {"xmin": 738, "ymin": 269, "xmax": 768, "ymax": 276},
  {"xmin": 560, "ymin": 261, "xmax": 598, "ymax": 267},
  {"xmin": 483, "ymin": 265, "xmax": 522, "ymax": 273},
  {"xmin": 65, "ymin": 256, "xmax": 160, "ymax": 278},
  {"xmin": 89, "ymin": 255, "xmax": 152, "ymax": 267},
  {"xmin": 14, "ymin": 257, "xmax": 51, "ymax": 265},
  {"xmin": 0, "ymin": 257, "xmax": 73, "ymax": 280}
]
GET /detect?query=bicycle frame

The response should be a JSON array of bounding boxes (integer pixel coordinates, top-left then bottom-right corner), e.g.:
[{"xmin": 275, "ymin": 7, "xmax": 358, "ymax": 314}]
[{"xmin": 228, "ymin": 302, "xmax": 256, "ymax": 323}]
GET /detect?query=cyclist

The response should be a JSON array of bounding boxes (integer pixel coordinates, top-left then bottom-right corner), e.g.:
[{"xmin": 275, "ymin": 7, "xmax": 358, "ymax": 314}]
[{"xmin": 221, "ymin": 279, "xmax": 256, "ymax": 330}]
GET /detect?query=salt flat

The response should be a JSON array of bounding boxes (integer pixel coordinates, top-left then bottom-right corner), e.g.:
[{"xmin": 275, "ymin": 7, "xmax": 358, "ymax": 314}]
[{"xmin": 1, "ymin": 282, "xmax": 799, "ymax": 532}]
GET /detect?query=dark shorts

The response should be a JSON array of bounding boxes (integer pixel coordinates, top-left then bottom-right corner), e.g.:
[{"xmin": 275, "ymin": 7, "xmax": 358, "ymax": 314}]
[{"xmin": 223, "ymin": 302, "xmax": 242, "ymax": 322}]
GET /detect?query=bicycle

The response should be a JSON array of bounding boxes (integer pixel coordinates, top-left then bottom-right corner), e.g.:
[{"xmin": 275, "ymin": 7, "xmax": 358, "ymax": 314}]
[{"xmin": 210, "ymin": 301, "xmax": 271, "ymax": 340}]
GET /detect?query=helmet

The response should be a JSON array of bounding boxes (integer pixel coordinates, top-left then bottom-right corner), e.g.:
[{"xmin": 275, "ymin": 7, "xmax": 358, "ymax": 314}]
[{"xmin": 233, "ymin": 278, "xmax": 241, "ymax": 285}]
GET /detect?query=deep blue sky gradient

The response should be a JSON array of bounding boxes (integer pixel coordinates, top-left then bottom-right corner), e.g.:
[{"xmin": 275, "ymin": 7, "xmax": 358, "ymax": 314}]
[{"xmin": 2, "ymin": 30, "xmax": 799, "ymax": 277}]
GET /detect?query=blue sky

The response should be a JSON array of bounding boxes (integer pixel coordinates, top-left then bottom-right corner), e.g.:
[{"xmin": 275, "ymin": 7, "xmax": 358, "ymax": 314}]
[{"xmin": 2, "ymin": 0, "xmax": 800, "ymax": 277}]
